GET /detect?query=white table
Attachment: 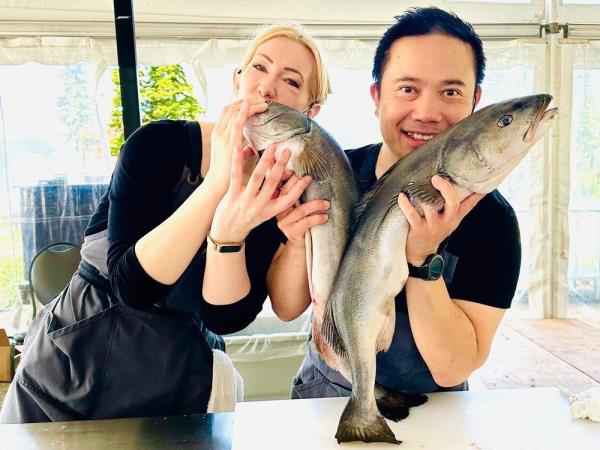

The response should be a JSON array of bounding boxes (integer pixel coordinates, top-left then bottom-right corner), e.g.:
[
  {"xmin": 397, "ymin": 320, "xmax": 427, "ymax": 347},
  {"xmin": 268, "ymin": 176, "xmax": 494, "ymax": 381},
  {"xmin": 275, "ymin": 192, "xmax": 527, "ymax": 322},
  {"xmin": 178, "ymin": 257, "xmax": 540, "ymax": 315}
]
[{"xmin": 232, "ymin": 387, "xmax": 600, "ymax": 449}]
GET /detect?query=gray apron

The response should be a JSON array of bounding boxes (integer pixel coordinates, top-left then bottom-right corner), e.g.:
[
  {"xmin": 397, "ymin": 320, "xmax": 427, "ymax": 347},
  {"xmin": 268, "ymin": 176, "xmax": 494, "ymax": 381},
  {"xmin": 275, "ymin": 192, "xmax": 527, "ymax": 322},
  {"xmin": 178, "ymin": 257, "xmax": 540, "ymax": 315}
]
[
  {"xmin": 291, "ymin": 146, "xmax": 467, "ymax": 399},
  {"xmin": 1, "ymin": 122, "xmax": 224, "ymax": 424}
]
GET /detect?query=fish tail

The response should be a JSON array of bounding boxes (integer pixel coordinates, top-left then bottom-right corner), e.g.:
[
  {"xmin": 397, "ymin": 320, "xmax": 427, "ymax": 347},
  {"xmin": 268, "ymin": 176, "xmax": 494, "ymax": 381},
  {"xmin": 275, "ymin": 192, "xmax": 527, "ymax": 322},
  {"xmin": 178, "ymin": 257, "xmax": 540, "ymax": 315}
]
[{"xmin": 335, "ymin": 396, "xmax": 399, "ymax": 444}]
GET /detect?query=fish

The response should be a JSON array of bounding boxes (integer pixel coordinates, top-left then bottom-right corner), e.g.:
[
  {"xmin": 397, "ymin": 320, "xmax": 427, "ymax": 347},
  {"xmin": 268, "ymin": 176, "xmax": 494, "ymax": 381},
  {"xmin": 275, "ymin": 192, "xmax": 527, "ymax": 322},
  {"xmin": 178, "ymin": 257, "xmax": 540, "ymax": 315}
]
[
  {"xmin": 244, "ymin": 102, "xmax": 358, "ymax": 364},
  {"xmin": 321, "ymin": 94, "xmax": 558, "ymax": 444}
]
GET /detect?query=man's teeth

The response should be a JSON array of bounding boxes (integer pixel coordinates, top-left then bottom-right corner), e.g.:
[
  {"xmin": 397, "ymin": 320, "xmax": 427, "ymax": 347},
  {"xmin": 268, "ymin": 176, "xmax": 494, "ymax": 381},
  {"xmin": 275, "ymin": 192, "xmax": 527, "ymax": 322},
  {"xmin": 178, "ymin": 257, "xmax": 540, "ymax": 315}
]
[{"xmin": 406, "ymin": 131, "xmax": 434, "ymax": 141}]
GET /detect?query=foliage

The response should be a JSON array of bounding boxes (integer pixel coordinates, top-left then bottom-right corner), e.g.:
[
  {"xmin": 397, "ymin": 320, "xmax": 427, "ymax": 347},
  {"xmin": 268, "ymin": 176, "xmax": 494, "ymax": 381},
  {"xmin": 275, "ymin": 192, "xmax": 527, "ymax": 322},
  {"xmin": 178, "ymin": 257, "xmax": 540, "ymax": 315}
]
[
  {"xmin": 109, "ymin": 64, "xmax": 204, "ymax": 156},
  {"xmin": 0, "ymin": 255, "xmax": 24, "ymax": 310}
]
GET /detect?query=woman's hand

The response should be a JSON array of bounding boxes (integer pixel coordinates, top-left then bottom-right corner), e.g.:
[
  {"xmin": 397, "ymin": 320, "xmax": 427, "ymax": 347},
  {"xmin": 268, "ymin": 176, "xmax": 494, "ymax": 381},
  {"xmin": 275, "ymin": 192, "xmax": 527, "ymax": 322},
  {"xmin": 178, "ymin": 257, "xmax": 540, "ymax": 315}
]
[
  {"xmin": 203, "ymin": 97, "xmax": 268, "ymax": 197},
  {"xmin": 210, "ymin": 143, "xmax": 313, "ymax": 243}
]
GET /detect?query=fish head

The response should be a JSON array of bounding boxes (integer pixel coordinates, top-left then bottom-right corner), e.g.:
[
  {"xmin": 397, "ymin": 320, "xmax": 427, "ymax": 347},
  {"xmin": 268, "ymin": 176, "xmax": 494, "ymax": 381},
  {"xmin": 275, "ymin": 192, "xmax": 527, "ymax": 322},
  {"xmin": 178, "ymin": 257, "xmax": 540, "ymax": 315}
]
[
  {"xmin": 243, "ymin": 101, "xmax": 310, "ymax": 158},
  {"xmin": 441, "ymin": 94, "xmax": 558, "ymax": 194}
]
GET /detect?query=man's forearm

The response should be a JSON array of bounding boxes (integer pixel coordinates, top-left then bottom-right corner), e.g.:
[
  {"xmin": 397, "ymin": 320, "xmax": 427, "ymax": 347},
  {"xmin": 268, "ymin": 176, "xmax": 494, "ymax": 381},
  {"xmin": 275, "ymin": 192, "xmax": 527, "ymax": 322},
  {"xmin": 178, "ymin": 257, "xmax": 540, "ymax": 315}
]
[
  {"xmin": 405, "ymin": 278, "xmax": 482, "ymax": 386},
  {"xmin": 267, "ymin": 242, "xmax": 311, "ymax": 321}
]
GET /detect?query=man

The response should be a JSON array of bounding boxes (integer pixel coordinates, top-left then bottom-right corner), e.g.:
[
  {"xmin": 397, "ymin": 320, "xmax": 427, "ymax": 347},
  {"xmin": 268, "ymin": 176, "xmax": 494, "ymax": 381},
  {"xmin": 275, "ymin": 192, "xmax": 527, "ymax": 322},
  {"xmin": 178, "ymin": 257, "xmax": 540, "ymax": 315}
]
[{"xmin": 291, "ymin": 7, "xmax": 521, "ymax": 397}]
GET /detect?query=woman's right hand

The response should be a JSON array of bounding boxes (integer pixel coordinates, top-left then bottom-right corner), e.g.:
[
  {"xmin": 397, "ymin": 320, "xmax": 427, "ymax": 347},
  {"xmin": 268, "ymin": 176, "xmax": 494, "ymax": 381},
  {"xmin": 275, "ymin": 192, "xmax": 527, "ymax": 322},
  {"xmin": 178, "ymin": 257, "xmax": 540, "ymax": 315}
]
[
  {"xmin": 203, "ymin": 97, "xmax": 268, "ymax": 197},
  {"xmin": 210, "ymin": 143, "xmax": 312, "ymax": 244}
]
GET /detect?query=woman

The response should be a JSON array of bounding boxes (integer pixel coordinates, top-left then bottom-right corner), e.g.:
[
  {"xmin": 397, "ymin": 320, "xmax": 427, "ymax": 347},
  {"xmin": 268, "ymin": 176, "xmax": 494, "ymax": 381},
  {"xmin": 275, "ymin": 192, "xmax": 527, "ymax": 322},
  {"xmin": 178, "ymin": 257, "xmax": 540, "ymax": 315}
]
[{"xmin": 0, "ymin": 23, "xmax": 331, "ymax": 423}]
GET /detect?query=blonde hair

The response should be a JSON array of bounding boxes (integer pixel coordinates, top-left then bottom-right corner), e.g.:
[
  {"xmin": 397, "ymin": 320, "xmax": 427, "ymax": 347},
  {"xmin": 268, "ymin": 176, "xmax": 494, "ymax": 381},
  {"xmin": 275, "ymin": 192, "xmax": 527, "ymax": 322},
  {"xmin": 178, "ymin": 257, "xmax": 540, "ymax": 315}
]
[{"xmin": 239, "ymin": 23, "xmax": 331, "ymax": 106}]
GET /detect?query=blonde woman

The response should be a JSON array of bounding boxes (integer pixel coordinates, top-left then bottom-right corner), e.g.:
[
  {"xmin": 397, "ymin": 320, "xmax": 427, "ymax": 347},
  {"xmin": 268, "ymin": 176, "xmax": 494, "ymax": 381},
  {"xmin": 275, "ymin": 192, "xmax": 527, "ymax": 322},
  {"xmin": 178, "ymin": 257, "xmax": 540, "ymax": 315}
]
[{"xmin": 1, "ymin": 23, "xmax": 331, "ymax": 424}]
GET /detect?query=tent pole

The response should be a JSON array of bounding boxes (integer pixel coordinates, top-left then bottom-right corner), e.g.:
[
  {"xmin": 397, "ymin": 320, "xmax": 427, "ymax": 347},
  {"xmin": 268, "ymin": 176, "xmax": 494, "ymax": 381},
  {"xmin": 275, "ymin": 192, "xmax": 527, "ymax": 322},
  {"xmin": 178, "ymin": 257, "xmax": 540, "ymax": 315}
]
[{"xmin": 113, "ymin": 0, "xmax": 141, "ymax": 139}]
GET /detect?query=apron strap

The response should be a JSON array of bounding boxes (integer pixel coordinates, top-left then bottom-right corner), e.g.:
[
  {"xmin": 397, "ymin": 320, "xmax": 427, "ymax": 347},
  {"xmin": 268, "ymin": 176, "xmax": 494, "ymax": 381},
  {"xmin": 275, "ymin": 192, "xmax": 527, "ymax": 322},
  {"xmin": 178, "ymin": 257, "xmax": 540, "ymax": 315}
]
[
  {"xmin": 356, "ymin": 144, "xmax": 381, "ymax": 194},
  {"xmin": 185, "ymin": 121, "xmax": 202, "ymax": 185}
]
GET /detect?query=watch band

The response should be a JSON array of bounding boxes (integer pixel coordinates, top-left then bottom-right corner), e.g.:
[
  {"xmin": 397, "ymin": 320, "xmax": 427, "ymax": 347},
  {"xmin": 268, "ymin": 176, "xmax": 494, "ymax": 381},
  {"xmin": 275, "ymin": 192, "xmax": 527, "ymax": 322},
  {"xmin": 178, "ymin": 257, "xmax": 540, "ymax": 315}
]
[
  {"xmin": 207, "ymin": 232, "xmax": 245, "ymax": 253},
  {"xmin": 407, "ymin": 253, "xmax": 444, "ymax": 281}
]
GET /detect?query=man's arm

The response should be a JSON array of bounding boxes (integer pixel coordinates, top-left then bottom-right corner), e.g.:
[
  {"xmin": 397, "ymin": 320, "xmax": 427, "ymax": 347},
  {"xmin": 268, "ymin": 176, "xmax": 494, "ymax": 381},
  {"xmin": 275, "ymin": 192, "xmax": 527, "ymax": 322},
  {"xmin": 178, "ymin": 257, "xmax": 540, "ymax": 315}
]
[
  {"xmin": 405, "ymin": 278, "xmax": 505, "ymax": 386},
  {"xmin": 267, "ymin": 242, "xmax": 312, "ymax": 321},
  {"xmin": 398, "ymin": 175, "xmax": 506, "ymax": 386},
  {"xmin": 267, "ymin": 191, "xmax": 330, "ymax": 321}
]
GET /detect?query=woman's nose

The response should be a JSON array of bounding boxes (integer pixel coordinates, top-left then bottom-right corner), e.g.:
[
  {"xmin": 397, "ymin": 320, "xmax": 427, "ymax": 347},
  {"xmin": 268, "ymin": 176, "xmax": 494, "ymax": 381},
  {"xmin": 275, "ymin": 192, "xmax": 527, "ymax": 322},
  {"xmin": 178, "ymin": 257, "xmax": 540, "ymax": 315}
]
[{"xmin": 258, "ymin": 80, "xmax": 275, "ymax": 100}]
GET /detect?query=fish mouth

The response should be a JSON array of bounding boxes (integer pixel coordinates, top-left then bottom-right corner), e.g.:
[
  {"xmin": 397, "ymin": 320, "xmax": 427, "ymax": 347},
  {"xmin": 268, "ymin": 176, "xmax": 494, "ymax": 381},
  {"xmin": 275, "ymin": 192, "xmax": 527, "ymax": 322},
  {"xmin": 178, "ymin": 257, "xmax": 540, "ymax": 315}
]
[
  {"xmin": 524, "ymin": 95, "xmax": 558, "ymax": 143},
  {"xmin": 246, "ymin": 102, "xmax": 288, "ymax": 127}
]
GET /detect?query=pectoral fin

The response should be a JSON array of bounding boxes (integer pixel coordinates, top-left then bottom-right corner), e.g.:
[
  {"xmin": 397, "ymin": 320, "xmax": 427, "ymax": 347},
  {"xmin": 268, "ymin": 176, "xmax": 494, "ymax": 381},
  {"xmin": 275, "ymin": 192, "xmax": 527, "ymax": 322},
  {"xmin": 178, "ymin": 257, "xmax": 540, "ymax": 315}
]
[
  {"xmin": 403, "ymin": 179, "xmax": 445, "ymax": 216},
  {"xmin": 295, "ymin": 141, "xmax": 331, "ymax": 181}
]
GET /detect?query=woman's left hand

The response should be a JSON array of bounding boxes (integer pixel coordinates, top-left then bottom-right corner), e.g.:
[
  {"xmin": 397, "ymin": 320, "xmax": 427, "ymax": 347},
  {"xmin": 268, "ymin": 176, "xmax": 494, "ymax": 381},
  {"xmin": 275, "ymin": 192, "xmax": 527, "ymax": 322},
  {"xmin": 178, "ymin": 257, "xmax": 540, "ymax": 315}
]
[{"xmin": 210, "ymin": 143, "xmax": 312, "ymax": 243}]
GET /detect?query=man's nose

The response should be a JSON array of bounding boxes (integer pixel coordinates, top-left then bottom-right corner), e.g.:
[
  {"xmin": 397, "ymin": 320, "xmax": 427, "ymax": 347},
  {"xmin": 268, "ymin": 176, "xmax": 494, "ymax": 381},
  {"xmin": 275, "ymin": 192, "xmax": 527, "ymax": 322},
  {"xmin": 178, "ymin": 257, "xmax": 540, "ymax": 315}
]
[{"xmin": 412, "ymin": 94, "xmax": 443, "ymax": 122}]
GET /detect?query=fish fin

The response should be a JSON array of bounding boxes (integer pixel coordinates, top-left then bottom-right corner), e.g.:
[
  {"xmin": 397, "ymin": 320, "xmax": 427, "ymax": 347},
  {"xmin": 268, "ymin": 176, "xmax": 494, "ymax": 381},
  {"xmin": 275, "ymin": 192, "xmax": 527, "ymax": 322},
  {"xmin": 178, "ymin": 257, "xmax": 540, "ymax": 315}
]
[
  {"xmin": 335, "ymin": 397, "xmax": 400, "ymax": 444},
  {"xmin": 295, "ymin": 140, "xmax": 331, "ymax": 181},
  {"xmin": 312, "ymin": 320, "xmax": 344, "ymax": 371},
  {"xmin": 403, "ymin": 179, "xmax": 445, "ymax": 215},
  {"xmin": 321, "ymin": 299, "xmax": 347, "ymax": 359},
  {"xmin": 374, "ymin": 384, "xmax": 428, "ymax": 422},
  {"xmin": 376, "ymin": 306, "xmax": 396, "ymax": 353}
]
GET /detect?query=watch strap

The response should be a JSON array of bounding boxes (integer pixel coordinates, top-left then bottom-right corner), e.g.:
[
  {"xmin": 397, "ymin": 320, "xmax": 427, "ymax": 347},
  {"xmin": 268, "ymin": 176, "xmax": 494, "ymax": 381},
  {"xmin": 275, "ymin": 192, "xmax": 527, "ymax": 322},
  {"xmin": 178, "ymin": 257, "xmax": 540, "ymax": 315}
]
[{"xmin": 207, "ymin": 232, "xmax": 245, "ymax": 253}]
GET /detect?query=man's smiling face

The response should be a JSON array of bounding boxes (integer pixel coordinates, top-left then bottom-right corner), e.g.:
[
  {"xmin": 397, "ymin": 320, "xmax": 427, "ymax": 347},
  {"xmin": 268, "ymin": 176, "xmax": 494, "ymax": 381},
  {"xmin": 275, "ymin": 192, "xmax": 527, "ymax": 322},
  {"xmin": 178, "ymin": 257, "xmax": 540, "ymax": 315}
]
[{"xmin": 371, "ymin": 33, "xmax": 481, "ymax": 162}]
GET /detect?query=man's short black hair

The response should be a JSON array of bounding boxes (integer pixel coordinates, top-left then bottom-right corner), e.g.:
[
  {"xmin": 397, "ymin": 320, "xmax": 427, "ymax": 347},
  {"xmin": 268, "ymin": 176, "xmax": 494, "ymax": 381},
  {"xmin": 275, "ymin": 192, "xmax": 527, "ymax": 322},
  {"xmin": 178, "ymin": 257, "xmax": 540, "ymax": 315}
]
[{"xmin": 372, "ymin": 7, "xmax": 486, "ymax": 90}]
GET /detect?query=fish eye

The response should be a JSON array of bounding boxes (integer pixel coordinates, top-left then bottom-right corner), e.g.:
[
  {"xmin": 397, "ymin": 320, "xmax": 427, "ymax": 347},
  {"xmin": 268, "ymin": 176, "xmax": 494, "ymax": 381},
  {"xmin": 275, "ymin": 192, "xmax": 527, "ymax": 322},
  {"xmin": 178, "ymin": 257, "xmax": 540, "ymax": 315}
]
[{"xmin": 498, "ymin": 115, "xmax": 513, "ymax": 127}]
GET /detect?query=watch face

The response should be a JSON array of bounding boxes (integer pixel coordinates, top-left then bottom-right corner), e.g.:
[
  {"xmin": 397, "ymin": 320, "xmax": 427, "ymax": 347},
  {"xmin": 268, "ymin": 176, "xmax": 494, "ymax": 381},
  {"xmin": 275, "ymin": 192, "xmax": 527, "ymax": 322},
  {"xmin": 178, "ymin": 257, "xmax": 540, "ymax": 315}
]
[
  {"xmin": 219, "ymin": 244, "xmax": 242, "ymax": 253},
  {"xmin": 427, "ymin": 254, "xmax": 445, "ymax": 279}
]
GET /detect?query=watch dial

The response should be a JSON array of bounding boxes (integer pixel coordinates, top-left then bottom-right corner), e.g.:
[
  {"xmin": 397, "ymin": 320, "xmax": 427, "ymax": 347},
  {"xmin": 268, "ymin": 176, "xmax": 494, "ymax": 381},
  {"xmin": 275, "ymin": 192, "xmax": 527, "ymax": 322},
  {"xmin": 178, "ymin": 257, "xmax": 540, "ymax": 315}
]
[{"xmin": 429, "ymin": 255, "xmax": 444, "ymax": 279}]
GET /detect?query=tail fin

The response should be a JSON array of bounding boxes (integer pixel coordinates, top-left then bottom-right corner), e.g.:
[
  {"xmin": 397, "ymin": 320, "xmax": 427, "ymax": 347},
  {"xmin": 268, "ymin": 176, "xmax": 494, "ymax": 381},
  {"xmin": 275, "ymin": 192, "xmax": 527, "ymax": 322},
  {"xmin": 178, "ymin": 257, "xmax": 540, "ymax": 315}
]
[{"xmin": 335, "ymin": 396, "xmax": 400, "ymax": 444}]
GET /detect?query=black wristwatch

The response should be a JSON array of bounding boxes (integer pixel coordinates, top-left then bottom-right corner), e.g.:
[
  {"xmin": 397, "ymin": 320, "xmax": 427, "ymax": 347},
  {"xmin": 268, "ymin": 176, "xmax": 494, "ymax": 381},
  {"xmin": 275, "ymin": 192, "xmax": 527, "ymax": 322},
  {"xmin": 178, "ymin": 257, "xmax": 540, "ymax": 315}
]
[{"xmin": 408, "ymin": 254, "xmax": 445, "ymax": 281}]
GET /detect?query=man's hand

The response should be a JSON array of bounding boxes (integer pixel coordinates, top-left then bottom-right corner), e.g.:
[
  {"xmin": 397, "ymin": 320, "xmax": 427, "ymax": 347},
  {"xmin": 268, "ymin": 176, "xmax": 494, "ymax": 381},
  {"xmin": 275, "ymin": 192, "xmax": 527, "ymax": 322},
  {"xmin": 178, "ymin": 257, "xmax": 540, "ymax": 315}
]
[
  {"xmin": 276, "ymin": 172, "xmax": 330, "ymax": 246},
  {"xmin": 398, "ymin": 175, "xmax": 484, "ymax": 265}
]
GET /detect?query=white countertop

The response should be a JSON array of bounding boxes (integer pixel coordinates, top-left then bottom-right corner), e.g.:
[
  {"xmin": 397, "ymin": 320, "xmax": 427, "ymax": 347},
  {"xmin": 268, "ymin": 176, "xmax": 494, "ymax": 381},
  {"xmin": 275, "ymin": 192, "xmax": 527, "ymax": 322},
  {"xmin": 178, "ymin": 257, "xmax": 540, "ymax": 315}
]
[{"xmin": 232, "ymin": 387, "xmax": 600, "ymax": 449}]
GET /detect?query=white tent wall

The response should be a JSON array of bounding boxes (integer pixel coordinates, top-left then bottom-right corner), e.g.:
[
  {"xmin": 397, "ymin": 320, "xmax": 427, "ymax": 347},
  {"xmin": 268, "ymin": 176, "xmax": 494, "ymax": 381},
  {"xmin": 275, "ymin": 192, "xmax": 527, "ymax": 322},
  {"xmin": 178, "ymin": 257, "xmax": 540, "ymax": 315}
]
[{"xmin": 0, "ymin": 2, "xmax": 600, "ymax": 380}]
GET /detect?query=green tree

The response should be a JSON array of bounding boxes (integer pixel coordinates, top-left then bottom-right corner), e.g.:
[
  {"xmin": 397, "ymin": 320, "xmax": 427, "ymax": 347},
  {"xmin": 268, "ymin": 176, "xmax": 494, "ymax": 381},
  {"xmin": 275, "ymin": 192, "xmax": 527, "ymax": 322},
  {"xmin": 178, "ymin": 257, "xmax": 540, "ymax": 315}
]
[{"xmin": 109, "ymin": 64, "xmax": 204, "ymax": 156}]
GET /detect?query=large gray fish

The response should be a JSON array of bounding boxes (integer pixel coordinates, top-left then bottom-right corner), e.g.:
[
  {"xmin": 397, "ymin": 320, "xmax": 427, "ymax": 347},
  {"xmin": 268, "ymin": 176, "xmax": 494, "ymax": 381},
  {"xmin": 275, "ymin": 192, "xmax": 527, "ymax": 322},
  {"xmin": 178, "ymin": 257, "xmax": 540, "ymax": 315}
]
[
  {"xmin": 322, "ymin": 94, "xmax": 558, "ymax": 444},
  {"xmin": 244, "ymin": 102, "xmax": 358, "ymax": 364}
]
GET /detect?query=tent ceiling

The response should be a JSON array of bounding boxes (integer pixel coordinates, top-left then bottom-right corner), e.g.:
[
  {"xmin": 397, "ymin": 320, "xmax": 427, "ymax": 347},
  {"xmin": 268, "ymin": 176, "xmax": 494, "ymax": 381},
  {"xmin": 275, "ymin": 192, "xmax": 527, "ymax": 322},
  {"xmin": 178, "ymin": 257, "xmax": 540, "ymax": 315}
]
[{"xmin": 0, "ymin": 0, "xmax": 547, "ymax": 40}]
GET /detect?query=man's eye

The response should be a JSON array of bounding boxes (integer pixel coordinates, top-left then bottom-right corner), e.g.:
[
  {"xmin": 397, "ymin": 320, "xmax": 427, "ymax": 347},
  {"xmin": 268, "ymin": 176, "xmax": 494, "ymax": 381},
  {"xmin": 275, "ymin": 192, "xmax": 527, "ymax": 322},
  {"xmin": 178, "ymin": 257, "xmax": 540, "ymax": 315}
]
[
  {"xmin": 444, "ymin": 89, "xmax": 461, "ymax": 97},
  {"xmin": 399, "ymin": 86, "xmax": 414, "ymax": 94}
]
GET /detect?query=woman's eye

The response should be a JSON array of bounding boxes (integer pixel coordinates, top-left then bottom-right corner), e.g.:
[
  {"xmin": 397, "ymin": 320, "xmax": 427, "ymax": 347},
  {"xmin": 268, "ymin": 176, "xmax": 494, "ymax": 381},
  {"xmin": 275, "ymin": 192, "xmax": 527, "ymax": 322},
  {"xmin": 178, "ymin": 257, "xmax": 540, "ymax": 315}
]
[
  {"xmin": 252, "ymin": 64, "xmax": 267, "ymax": 72},
  {"xmin": 286, "ymin": 79, "xmax": 300, "ymax": 89}
]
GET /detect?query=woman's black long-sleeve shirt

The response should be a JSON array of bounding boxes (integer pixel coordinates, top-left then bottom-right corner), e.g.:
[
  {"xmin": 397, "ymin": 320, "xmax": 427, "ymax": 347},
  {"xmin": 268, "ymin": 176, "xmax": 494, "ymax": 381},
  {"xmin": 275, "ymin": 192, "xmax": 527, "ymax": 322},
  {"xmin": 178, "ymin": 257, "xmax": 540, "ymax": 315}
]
[{"xmin": 84, "ymin": 120, "xmax": 284, "ymax": 334}]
